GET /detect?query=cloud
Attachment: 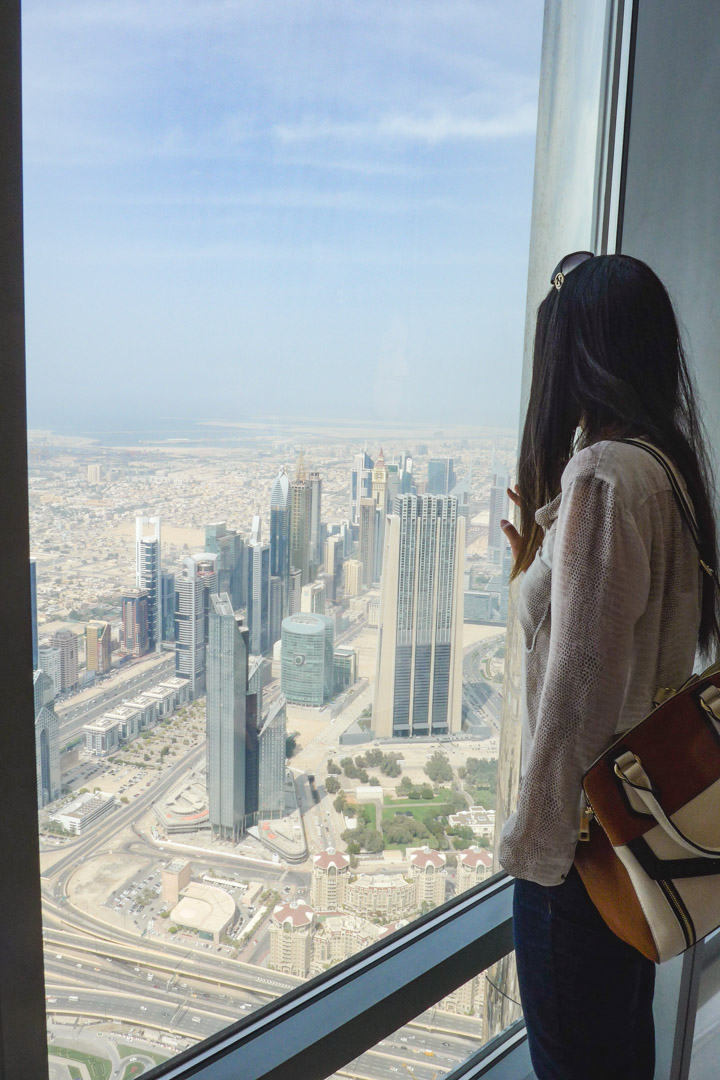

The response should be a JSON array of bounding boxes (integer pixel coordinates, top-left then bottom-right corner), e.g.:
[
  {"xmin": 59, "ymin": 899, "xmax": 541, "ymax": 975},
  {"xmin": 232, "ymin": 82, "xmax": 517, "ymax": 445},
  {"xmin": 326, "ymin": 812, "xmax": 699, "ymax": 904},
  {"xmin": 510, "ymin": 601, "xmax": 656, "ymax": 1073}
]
[{"xmin": 274, "ymin": 103, "xmax": 538, "ymax": 146}]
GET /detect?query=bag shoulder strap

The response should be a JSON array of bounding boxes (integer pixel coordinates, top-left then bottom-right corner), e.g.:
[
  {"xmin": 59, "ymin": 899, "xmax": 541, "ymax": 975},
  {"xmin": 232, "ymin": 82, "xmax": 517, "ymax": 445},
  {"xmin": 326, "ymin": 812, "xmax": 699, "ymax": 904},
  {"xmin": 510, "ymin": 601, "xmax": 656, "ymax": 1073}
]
[{"xmin": 619, "ymin": 437, "xmax": 720, "ymax": 596}]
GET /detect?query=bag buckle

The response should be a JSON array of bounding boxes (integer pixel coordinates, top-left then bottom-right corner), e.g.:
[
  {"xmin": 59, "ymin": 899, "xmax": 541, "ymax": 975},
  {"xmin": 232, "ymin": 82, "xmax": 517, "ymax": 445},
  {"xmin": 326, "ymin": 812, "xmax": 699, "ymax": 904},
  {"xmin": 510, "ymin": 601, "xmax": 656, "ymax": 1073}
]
[{"xmin": 578, "ymin": 804, "xmax": 594, "ymax": 842}]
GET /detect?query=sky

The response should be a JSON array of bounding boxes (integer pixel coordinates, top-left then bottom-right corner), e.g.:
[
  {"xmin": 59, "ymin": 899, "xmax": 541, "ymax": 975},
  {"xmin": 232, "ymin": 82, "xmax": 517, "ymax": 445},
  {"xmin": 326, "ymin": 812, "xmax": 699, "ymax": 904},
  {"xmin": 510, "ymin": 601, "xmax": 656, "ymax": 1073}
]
[{"xmin": 21, "ymin": 0, "xmax": 543, "ymax": 435}]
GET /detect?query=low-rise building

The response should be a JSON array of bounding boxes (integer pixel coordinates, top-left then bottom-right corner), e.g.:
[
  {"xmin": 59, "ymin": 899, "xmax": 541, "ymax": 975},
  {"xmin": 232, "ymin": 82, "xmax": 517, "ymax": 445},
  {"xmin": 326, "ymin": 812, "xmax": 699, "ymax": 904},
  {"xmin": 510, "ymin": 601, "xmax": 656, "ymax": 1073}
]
[
  {"xmin": 83, "ymin": 715, "xmax": 120, "ymax": 756},
  {"xmin": 447, "ymin": 805, "xmax": 496, "ymax": 841},
  {"xmin": 143, "ymin": 683, "xmax": 177, "ymax": 719},
  {"xmin": 104, "ymin": 703, "xmax": 142, "ymax": 742},
  {"xmin": 162, "ymin": 859, "xmax": 192, "ymax": 905},
  {"xmin": 170, "ymin": 882, "xmax": 236, "ymax": 944},
  {"xmin": 311, "ymin": 913, "xmax": 382, "ymax": 973},
  {"xmin": 332, "ymin": 647, "xmax": 357, "ymax": 695},
  {"xmin": 50, "ymin": 791, "xmax": 116, "ymax": 834},
  {"xmin": 345, "ymin": 874, "xmax": 417, "ymax": 921},
  {"xmin": 124, "ymin": 693, "xmax": 159, "ymax": 731},
  {"xmin": 158, "ymin": 676, "xmax": 191, "ymax": 708}
]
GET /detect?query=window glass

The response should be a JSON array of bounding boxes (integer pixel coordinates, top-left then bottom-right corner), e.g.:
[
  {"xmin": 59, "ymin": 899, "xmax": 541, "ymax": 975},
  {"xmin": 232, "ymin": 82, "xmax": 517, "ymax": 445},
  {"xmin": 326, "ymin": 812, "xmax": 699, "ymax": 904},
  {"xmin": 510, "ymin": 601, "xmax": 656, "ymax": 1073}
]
[{"xmin": 23, "ymin": 1, "xmax": 541, "ymax": 1073}]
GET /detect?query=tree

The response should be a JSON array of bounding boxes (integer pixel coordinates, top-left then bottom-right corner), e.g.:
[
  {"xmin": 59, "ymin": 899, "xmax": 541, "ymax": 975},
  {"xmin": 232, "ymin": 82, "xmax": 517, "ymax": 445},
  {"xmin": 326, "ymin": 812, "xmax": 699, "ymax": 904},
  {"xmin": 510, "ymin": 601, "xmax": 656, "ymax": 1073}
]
[
  {"xmin": 363, "ymin": 829, "xmax": 384, "ymax": 853},
  {"xmin": 380, "ymin": 753, "xmax": 401, "ymax": 777},
  {"xmin": 333, "ymin": 793, "xmax": 348, "ymax": 814},
  {"xmin": 397, "ymin": 776, "xmax": 414, "ymax": 796},
  {"xmin": 324, "ymin": 776, "xmax": 341, "ymax": 795},
  {"xmin": 424, "ymin": 751, "xmax": 453, "ymax": 783},
  {"xmin": 327, "ymin": 760, "xmax": 341, "ymax": 775},
  {"xmin": 286, "ymin": 733, "xmax": 298, "ymax": 758}
]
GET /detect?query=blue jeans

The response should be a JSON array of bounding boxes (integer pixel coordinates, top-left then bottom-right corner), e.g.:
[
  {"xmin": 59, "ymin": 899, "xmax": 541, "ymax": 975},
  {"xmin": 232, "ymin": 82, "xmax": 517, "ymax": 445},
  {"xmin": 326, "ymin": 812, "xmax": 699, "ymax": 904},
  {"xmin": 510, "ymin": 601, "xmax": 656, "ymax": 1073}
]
[{"xmin": 513, "ymin": 864, "xmax": 656, "ymax": 1079}]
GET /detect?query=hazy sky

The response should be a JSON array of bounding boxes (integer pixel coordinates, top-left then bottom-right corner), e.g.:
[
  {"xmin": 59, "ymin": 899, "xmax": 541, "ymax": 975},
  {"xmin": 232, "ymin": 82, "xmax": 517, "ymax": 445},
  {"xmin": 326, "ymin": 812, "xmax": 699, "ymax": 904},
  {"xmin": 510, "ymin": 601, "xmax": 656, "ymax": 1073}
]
[{"xmin": 21, "ymin": 1, "xmax": 543, "ymax": 434}]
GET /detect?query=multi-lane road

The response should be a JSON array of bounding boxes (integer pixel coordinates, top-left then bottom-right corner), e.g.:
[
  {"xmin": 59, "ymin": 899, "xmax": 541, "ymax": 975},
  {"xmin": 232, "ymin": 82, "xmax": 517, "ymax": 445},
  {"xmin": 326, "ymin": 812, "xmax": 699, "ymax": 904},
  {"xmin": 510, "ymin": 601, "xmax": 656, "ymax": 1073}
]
[
  {"xmin": 43, "ymin": 663, "xmax": 488, "ymax": 1078},
  {"xmin": 56, "ymin": 654, "xmax": 176, "ymax": 743}
]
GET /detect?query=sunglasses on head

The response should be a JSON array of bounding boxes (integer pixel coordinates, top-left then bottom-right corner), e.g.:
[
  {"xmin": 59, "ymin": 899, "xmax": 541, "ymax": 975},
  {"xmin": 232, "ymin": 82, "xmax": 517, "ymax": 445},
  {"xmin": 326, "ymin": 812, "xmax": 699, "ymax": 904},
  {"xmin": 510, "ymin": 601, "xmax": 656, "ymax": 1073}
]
[{"xmin": 550, "ymin": 250, "xmax": 594, "ymax": 290}]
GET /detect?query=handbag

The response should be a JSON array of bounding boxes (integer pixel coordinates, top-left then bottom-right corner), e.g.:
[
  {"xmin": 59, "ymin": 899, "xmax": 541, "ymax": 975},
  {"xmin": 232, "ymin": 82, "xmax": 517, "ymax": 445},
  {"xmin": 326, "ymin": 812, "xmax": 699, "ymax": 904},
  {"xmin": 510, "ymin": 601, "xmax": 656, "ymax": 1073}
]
[{"xmin": 574, "ymin": 437, "xmax": 720, "ymax": 963}]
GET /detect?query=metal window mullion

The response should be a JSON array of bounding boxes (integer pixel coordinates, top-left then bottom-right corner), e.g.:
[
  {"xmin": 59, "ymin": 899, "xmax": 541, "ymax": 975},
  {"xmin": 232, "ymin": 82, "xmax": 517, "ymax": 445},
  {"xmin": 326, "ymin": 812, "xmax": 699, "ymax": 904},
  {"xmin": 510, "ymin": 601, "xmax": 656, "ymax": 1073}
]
[
  {"xmin": 0, "ymin": 2, "xmax": 49, "ymax": 1078},
  {"xmin": 146, "ymin": 875, "xmax": 515, "ymax": 1080}
]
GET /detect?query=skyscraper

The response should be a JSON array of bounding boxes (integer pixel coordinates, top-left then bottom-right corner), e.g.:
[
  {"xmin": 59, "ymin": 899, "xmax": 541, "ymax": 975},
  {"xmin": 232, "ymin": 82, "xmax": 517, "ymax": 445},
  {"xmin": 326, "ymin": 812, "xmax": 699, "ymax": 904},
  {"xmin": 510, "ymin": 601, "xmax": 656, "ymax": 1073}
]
[
  {"xmin": 258, "ymin": 697, "xmax": 286, "ymax": 817},
  {"xmin": 174, "ymin": 558, "xmax": 207, "ymax": 697},
  {"xmin": 120, "ymin": 590, "xmax": 149, "ymax": 657},
  {"xmin": 38, "ymin": 643, "xmax": 62, "ymax": 698},
  {"xmin": 301, "ymin": 581, "xmax": 325, "ymax": 614},
  {"xmin": 371, "ymin": 448, "xmax": 389, "ymax": 583},
  {"xmin": 323, "ymin": 534, "xmax": 342, "ymax": 601},
  {"xmin": 247, "ymin": 517, "xmax": 271, "ymax": 656},
  {"xmin": 85, "ymin": 620, "xmax": 111, "ymax": 674},
  {"xmin": 350, "ymin": 450, "xmax": 373, "ymax": 525},
  {"xmin": 30, "ymin": 558, "xmax": 38, "ymax": 669},
  {"xmin": 270, "ymin": 469, "xmax": 291, "ymax": 617},
  {"xmin": 290, "ymin": 452, "xmax": 312, "ymax": 585},
  {"xmin": 34, "ymin": 670, "xmax": 60, "ymax": 808},
  {"xmin": 269, "ymin": 575, "xmax": 283, "ymax": 647},
  {"xmin": 281, "ymin": 613, "xmax": 334, "ymax": 706},
  {"xmin": 136, "ymin": 517, "xmax": 162, "ymax": 651},
  {"xmin": 487, "ymin": 463, "xmax": 511, "ymax": 564},
  {"xmin": 161, "ymin": 571, "xmax": 176, "ymax": 641},
  {"xmin": 205, "ymin": 522, "xmax": 246, "ymax": 610},
  {"xmin": 343, "ymin": 559, "xmax": 362, "ymax": 597},
  {"xmin": 288, "ymin": 568, "xmax": 302, "ymax": 615},
  {"xmin": 427, "ymin": 458, "xmax": 456, "ymax": 496},
  {"xmin": 309, "ymin": 469, "xmax": 323, "ymax": 571},
  {"xmin": 49, "ymin": 629, "xmax": 79, "ymax": 691},
  {"xmin": 374, "ymin": 494, "xmax": 465, "ymax": 738},
  {"xmin": 399, "ymin": 452, "xmax": 414, "ymax": 495},
  {"xmin": 194, "ymin": 552, "xmax": 219, "ymax": 649},
  {"xmin": 206, "ymin": 593, "xmax": 258, "ymax": 840},
  {"xmin": 358, "ymin": 497, "xmax": 376, "ymax": 589}
]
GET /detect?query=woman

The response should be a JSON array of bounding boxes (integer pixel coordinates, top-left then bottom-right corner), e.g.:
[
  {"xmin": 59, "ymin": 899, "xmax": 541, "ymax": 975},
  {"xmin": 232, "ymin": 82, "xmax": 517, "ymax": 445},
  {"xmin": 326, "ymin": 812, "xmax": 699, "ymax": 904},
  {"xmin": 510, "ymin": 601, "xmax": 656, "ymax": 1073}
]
[{"xmin": 497, "ymin": 252, "xmax": 719, "ymax": 1080}]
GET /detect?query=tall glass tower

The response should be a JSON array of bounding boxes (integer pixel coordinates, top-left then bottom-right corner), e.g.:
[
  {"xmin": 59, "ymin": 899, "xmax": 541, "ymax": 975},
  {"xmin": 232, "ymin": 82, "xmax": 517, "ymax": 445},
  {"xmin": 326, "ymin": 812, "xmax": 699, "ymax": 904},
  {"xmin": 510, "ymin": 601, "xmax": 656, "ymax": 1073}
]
[
  {"xmin": 350, "ymin": 449, "xmax": 373, "ymax": 524},
  {"xmin": 205, "ymin": 522, "xmax": 246, "ymax": 610},
  {"xmin": 426, "ymin": 458, "xmax": 456, "ymax": 495},
  {"xmin": 374, "ymin": 494, "xmax": 465, "ymax": 738},
  {"xmin": 258, "ymin": 697, "xmax": 286, "ymax": 817},
  {"xmin": 136, "ymin": 516, "xmax": 161, "ymax": 651},
  {"xmin": 290, "ymin": 452, "xmax": 311, "ymax": 585},
  {"xmin": 247, "ymin": 517, "xmax": 271, "ymax": 656},
  {"xmin": 174, "ymin": 557, "xmax": 208, "ymax": 697},
  {"xmin": 270, "ymin": 468, "xmax": 291, "ymax": 617},
  {"xmin": 206, "ymin": 593, "xmax": 258, "ymax": 840},
  {"xmin": 309, "ymin": 469, "xmax": 323, "ymax": 571}
]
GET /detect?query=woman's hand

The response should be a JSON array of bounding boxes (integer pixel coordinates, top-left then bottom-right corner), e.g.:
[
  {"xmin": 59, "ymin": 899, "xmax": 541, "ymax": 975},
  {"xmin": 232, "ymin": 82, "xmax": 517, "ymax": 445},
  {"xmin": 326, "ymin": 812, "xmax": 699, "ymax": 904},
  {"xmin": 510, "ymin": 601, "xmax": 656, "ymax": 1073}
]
[{"xmin": 500, "ymin": 485, "xmax": 522, "ymax": 563}]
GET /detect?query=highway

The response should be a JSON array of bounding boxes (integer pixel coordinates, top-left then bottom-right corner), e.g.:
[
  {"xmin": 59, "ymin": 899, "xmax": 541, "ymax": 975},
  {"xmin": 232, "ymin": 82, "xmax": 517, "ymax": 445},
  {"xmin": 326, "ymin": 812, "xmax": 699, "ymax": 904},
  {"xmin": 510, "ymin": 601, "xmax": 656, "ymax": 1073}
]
[
  {"xmin": 57, "ymin": 654, "xmax": 176, "ymax": 743},
  {"xmin": 42, "ymin": 684, "xmax": 488, "ymax": 1078},
  {"xmin": 462, "ymin": 636, "xmax": 504, "ymax": 731}
]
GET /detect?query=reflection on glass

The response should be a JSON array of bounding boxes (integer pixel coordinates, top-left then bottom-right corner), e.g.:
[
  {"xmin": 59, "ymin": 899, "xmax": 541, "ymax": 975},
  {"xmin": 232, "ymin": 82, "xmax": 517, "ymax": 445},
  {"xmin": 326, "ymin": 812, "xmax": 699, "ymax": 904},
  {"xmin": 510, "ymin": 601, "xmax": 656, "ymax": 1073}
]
[
  {"xmin": 690, "ymin": 939, "xmax": 720, "ymax": 1079},
  {"xmin": 333, "ymin": 967, "xmax": 514, "ymax": 1080}
]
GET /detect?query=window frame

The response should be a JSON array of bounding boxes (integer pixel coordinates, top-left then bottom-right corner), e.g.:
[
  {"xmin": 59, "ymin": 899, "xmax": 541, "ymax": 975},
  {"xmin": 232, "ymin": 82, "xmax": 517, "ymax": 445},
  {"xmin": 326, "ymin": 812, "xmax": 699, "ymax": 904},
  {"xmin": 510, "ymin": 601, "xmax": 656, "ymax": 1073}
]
[{"xmin": 0, "ymin": 3, "xmax": 49, "ymax": 1078}]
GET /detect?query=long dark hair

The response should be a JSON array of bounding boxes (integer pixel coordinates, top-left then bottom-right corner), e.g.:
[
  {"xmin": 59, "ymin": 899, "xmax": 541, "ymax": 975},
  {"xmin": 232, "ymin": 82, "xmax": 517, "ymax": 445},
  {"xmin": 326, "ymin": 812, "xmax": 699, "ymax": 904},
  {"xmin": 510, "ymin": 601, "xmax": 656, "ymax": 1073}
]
[{"xmin": 514, "ymin": 253, "xmax": 719, "ymax": 655}]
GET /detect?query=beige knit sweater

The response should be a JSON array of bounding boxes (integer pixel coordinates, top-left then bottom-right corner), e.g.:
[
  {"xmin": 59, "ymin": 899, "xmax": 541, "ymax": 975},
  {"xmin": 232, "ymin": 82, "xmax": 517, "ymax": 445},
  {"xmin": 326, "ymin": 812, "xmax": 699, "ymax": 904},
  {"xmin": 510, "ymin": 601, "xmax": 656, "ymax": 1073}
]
[{"xmin": 498, "ymin": 440, "xmax": 703, "ymax": 886}]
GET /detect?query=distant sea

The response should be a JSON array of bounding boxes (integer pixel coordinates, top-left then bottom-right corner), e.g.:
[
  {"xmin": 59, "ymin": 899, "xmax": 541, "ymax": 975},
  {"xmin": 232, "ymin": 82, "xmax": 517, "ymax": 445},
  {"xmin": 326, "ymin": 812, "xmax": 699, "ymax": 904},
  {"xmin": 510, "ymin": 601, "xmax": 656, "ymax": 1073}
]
[{"xmin": 30, "ymin": 413, "xmax": 516, "ymax": 449}]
